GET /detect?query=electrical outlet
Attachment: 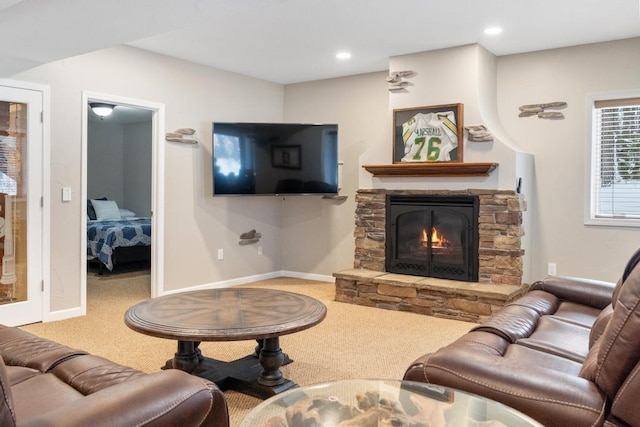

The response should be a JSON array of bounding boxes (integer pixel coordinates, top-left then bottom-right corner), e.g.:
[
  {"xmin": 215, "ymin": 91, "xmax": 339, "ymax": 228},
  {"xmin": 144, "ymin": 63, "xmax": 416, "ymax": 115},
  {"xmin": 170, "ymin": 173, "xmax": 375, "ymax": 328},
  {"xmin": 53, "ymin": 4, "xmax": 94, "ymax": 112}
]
[
  {"xmin": 217, "ymin": 249, "xmax": 224, "ymax": 260},
  {"xmin": 258, "ymin": 246, "xmax": 263, "ymax": 255},
  {"xmin": 548, "ymin": 262, "xmax": 557, "ymax": 275}
]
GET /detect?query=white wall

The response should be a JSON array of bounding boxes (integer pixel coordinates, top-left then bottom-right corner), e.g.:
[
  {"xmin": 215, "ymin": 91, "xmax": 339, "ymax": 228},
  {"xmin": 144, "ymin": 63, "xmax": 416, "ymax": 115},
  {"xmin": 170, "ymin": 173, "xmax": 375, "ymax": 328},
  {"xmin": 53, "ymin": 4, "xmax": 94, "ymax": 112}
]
[
  {"xmin": 123, "ymin": 121, "xmax": 152, "ymax": 217},
  {"xmin": 281, "ymin": 46, "xmax": 536, "ymax": 281},
  {"xmin": 282, "ymin": 72, "xmax": 389, "ymax": 275},
  {"xmin": 283, "ymin": 38, "xmax": 640, "ymax": 283},
  {"xmin": 383, "ymin": 44, "xmax": 533, "ymax": 282},
  {"xmin": 497, "ymin": 38, "xmax": 640, "ymax": 281},
  {"xmin": 87, "ymin": 121, "xmax": 125, "ymax": 203},
  {"xmin": 10, "ymin": 37, "xmax": 640, "ymax": 315},
  {"xmin": 87, "ymin": 119, "xmax": 151, "ymax": 216},
  {"xmin": 12, "ymin": 46, "xmax": 285, "ymax": 311},
  {"xmin": 369, "ymin": 44, "xmax": 528, "ymax": 192}
]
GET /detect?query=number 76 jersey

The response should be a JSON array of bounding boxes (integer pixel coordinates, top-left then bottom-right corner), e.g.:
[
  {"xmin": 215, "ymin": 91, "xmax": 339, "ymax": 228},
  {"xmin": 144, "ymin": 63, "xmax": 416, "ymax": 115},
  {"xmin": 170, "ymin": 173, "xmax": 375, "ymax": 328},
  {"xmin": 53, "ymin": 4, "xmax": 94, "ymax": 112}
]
[{"xmin": 401, "ymin": 111, "xmax": 458, "ymax": 162}]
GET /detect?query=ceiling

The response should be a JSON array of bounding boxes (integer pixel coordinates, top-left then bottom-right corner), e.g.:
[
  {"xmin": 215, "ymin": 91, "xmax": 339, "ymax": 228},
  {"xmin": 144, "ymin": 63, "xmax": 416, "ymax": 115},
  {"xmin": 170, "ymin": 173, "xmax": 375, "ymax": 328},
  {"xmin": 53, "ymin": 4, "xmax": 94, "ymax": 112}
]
[{"xmin": 1, "ymin": 0, "xmax": 639, "ymax": 85}]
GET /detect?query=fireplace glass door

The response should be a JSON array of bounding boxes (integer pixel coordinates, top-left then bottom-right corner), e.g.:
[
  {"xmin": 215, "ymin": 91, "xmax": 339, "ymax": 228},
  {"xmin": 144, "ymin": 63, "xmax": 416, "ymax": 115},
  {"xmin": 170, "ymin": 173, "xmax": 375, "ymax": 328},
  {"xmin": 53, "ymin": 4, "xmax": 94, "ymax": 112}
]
[{"xmin": 386, "ymin": 195, "xmax": 479, "ymax": 281}]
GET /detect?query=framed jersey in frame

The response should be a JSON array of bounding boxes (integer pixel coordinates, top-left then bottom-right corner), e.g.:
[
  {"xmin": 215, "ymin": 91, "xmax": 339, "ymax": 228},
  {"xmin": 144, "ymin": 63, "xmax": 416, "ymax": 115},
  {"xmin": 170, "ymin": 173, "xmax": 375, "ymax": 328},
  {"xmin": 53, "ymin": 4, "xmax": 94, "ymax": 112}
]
[{"xmin": 392, "ymin": 104, "xmax": 464, "ymax": 164}]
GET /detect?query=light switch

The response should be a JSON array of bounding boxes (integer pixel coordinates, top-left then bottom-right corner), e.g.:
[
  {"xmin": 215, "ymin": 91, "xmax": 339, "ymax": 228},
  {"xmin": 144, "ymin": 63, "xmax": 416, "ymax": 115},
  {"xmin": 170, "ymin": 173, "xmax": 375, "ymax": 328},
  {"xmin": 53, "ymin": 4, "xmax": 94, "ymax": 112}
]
[{"xmin": 62, "ymin": 187, "xmax": 71, "ymax": 202}]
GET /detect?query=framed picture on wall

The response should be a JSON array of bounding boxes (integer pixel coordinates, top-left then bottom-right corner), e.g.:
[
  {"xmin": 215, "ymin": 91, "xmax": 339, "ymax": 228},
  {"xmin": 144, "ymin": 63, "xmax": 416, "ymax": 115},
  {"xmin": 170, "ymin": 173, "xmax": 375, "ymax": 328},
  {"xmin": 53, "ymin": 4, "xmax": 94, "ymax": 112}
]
[
  {"xmin": 272, "ymin": 145, "xmax": 301, "ymax": 169},
  {"xmin": 392, "ymin": 103, "xmax": 464, "ymax": 163}
]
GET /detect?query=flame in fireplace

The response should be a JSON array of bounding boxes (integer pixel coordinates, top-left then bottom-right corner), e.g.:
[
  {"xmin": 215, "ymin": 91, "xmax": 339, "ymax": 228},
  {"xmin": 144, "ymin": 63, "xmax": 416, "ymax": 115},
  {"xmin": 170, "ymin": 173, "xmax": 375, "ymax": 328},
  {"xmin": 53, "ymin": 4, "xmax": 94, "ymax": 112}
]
[{"xmin": 421, "ymin": 227, "xmax": 449, "ymax": 248}]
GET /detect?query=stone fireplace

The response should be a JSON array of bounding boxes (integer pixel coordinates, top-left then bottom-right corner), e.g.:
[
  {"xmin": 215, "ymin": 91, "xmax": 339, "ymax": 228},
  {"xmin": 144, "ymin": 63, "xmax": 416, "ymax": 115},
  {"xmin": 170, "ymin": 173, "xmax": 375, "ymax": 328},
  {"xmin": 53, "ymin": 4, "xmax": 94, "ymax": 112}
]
[
  {"xmin": 333, "ymin": 188, "xmax": 528, "ymax": 322},
  {"xmin": 332, "ymin": 45, "xmax": 534, "ymax": 322},
  {"xmin": 356, "ymin": 189, "xmax": 525, "ymax": 285}
]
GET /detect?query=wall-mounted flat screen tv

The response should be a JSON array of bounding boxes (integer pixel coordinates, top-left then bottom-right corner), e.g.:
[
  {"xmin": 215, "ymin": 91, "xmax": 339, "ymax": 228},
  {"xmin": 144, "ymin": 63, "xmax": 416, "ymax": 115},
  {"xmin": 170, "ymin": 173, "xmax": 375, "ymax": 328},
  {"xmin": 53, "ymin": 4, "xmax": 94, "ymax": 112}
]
[{"xmin": 213, "ymin": 122, "xmax": 338, "ymax": 196}]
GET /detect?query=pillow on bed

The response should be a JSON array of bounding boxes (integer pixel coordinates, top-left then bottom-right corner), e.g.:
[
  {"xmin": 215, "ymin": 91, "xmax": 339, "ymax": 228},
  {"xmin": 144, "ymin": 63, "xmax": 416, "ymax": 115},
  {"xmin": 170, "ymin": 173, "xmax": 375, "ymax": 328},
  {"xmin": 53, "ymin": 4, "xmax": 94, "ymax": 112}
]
[
  {"xmin": 87, "ymin": 197, "xmax": 107, "ymax": 220},
  {"xmin": 119, "ymin": 208, "xmax": 136, "ymax": 218},
  {"xmin": 91, "ymin": 199, "xmax": 121, "ymax": 221}
]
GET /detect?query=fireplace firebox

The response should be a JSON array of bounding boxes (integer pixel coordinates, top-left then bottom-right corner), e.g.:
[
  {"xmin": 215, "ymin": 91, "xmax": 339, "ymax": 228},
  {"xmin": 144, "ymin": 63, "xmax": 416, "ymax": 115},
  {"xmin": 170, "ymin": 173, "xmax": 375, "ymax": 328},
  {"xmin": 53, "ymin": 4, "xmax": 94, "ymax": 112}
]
[{"xmin": 385, "ymin": 194, "xmax": 479, "ymax": 282}]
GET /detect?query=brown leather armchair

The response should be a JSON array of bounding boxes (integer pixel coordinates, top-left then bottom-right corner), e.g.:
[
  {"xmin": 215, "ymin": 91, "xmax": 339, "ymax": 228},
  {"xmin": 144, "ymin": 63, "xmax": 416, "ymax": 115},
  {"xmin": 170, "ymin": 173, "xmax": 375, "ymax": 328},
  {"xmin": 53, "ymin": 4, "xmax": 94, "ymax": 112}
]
[
  {"xmin": 0, "ymin": 325, "xmax": 229, "ymax": 426},
  {"xmin": 404, "ymin": 249, "xmax": 640, "ymax": 426}
]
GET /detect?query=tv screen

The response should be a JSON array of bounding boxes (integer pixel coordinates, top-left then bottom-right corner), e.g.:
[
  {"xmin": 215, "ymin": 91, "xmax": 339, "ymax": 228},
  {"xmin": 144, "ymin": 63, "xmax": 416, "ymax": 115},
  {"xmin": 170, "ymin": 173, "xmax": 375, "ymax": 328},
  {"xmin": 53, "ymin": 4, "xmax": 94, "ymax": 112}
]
[{"xmin": 213, "ymin": 122, "xmax": 339, "ymax": 196}]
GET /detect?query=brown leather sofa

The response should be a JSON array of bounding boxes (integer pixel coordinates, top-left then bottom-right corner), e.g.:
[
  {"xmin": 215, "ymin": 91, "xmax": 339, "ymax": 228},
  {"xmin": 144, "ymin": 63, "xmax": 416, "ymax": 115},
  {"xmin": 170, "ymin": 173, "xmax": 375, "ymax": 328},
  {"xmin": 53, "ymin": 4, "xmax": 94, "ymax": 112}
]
[
  {"xmin": 0, "ymin": 324, "xmax": 229, "ymax": 426},
  {"xmin": 404, "ymin": 249, "xmax": 640, "ymax": 426}
]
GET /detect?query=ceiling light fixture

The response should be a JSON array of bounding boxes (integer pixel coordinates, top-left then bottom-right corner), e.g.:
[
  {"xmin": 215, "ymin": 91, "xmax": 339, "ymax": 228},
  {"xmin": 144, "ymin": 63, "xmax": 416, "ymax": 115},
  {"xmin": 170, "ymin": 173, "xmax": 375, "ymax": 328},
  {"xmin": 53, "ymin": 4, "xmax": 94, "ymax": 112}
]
[
  {"xmin": 89, "ymin": 102, "xmax": 115, "ymax": 118},
  {"xmin": 484, "ymin": 27, "xmax": 503, "ymax": 35},
  {"xmin": 336, "ymin": 52, "xmax": 352, "ymax": 60}
]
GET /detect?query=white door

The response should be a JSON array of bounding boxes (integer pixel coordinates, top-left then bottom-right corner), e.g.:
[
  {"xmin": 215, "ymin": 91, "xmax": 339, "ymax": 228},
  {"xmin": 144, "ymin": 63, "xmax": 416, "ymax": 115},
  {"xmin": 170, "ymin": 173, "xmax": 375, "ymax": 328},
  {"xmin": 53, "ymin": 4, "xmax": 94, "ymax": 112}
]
[{"xmin": 0, "ymin": 83, "xmax": 44, "ymax": 326}]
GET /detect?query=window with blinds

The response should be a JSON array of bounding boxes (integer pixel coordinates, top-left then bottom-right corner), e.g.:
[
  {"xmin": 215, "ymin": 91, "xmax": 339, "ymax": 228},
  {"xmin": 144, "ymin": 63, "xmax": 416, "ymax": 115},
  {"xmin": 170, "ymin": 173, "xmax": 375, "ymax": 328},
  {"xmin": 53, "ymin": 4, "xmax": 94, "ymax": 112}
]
[{"xmin": 591, "ymin": 97, "xmax": 640, "ymax": 222}]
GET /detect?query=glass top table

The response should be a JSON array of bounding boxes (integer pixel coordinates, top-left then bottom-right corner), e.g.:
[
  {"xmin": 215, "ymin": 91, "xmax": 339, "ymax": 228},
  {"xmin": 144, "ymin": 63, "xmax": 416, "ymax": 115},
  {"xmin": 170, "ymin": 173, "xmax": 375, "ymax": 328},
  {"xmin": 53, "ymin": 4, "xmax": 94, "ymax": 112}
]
[{"xmin": 240, "ymin": 379, "xmax": 543, "ymax": 427}]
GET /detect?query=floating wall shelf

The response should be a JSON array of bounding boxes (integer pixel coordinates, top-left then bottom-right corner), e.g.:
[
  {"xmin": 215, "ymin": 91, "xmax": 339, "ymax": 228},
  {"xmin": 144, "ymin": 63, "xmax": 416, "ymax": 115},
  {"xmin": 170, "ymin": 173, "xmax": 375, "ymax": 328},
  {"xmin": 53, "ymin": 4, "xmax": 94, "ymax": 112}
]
[{"xmin": 362, "ymin": 162, "xmax": 498, "ymax": 177}]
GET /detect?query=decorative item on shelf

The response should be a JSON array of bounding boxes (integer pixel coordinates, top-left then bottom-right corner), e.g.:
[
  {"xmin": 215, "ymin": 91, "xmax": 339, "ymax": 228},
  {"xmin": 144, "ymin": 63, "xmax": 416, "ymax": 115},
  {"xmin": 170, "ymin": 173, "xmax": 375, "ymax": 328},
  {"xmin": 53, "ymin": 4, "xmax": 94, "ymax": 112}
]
[
  {"xmin": 388, "ymin": 81, "xmax": 409, "ymax": 91},
  {"xmin": 393, "ymin": 104, "xmax": 464, "ymax": 163},
  {"xmin": 387, "ymin": 70, "xmax": 415, "ymax": 92},
  {"xmin": 465, "ymin": 124, "xmax": 493, "ymax": 142},
  {"xmin": 165, "ymin": 128, "xmax": 198, "ymax": 144},
  {"xmin": 239, "ymin": 229, "xmax": 261, "ymax": 245},
  {"xmin": 537, "ymin": 111, "xmax": 565, "ymax": 120},
  {"xmin": 518, "ymin": 101, "xmax": 567, "ymax": 119}
]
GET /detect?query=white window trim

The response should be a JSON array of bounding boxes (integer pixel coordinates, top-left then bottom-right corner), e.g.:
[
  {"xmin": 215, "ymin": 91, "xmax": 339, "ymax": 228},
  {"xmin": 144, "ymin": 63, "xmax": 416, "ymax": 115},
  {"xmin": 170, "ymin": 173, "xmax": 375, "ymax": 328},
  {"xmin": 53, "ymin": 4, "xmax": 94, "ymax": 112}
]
[{"xmin": 585, "ymin": 89, "xmax": 640, "ymax": 228}]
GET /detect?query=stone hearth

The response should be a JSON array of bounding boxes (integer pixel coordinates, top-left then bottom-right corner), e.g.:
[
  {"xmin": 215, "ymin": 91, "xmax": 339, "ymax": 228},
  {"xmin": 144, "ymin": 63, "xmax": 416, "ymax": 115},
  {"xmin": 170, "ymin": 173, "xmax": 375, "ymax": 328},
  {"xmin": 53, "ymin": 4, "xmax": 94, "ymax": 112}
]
[
  {"xmin": 333, "ymin": 188, "xmax": 528, "ymax": 323},
  {"xmin": 333, "ymin": 269, "xmax": 527, "ymax": 323}
]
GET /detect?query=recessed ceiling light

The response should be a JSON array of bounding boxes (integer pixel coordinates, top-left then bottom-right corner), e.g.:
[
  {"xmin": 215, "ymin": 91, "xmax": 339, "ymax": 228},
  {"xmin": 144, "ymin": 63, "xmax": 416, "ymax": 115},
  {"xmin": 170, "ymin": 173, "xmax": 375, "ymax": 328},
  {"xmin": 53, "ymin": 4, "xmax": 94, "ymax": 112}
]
[
  {"xmin": 484, "ymin": 27, "xmax": 503, "ymax": 35},
  {"xmin": 336, "ymin": 52, "xmax": 352, "ymax": 60}
]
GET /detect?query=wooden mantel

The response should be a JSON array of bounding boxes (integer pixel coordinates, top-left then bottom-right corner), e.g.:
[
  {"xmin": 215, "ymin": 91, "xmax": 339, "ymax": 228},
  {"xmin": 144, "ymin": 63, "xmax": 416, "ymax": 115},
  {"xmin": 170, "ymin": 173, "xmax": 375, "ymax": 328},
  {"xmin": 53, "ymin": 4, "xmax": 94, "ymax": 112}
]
[{"xmin": 362, "ymin": 162, "xmax": 498, "ymax": 177}]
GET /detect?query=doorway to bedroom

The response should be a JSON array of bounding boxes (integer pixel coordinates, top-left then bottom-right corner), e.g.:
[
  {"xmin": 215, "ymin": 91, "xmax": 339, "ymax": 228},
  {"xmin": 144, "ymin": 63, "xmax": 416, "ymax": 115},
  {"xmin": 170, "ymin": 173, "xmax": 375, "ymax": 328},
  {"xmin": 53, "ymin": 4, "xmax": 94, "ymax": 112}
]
[
  {"xmin": 82, "ymin": 92, "xmax": 165, "ymax": 307},
  {"xmin": 87, "ymin": 104, "xmax": 152, "ymax": 276}
]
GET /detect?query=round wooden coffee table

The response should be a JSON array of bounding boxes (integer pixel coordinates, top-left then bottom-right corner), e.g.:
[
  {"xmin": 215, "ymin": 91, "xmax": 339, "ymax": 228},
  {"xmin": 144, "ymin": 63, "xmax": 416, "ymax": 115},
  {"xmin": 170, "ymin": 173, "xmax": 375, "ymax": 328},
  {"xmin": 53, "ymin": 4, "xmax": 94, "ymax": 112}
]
[{"xmin": 125, "ymin": 287, "xmax": 327, "ymax": 399}]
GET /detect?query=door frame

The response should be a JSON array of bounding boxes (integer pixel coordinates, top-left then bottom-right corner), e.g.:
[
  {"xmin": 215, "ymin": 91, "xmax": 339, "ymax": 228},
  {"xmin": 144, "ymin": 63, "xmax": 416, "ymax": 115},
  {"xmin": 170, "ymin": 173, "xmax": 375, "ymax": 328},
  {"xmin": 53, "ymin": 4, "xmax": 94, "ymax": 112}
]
[
  {"xmin": 81, "ymin": 91, "xmax": 165, "ymax": 306},
  {"xmin": 0, "ymin": 79, "xmax": 49, "ymax": 325}
]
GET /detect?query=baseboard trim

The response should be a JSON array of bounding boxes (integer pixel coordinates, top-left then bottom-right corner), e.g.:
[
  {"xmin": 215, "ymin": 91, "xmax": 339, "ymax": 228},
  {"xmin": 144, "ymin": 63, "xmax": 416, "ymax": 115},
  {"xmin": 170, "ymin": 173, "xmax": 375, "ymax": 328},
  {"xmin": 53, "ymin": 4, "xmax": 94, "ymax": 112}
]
[
  {"xmin": 46, "ymin": 271, "xmax": 335, "ymax": 320},
  {"xmin": 44, "ymin": 306, "xmax": 86, "ymax": 323},
  {"xmin": 279, "ymin": 270, "xmax": 335, "ymax": 283},
  {"xmin": 160, "ymin": 270, "xmax": 334, "ymax": 296}
]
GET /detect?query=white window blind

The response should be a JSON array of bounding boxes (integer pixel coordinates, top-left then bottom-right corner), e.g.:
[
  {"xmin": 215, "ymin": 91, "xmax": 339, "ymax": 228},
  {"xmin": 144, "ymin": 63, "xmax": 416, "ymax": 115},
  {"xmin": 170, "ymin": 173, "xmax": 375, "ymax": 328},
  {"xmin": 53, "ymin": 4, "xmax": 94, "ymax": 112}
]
[{"xmin": 591, "ymin": 97, "xmax": 640, "ymax": 220}]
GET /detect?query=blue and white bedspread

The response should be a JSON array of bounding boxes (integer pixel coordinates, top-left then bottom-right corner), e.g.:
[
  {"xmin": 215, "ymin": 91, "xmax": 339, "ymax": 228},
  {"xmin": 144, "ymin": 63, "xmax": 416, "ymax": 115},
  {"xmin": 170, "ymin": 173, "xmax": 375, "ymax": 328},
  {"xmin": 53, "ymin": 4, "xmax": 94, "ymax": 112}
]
[{"xmin": 87, "ymin": 218, "xmax": 151, "ymax": 270}]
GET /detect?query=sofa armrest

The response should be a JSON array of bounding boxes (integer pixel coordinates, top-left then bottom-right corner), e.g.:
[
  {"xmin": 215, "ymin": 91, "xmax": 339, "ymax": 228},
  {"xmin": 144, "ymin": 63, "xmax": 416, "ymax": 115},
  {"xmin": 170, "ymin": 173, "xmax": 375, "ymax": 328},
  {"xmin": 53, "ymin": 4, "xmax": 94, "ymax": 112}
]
[
  {"xmin": 529, "ymin": 275, "xmax": 615, "ymax": 309},
  {"xmin": 22, "ymin": 370, "xmax": 229, "ymax": 427}
]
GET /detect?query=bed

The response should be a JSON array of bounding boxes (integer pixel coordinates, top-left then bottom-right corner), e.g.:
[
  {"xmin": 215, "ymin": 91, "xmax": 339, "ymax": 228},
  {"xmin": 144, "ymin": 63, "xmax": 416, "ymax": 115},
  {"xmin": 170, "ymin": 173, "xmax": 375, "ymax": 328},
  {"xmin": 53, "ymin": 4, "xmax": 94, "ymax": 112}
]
[
  {"xmin": 87, "ymin": 217, "xmax": 152, "ymax": 271},
  {"xmin": 86, "ymin": 199, "xmax": 152, "ymax": 272}
]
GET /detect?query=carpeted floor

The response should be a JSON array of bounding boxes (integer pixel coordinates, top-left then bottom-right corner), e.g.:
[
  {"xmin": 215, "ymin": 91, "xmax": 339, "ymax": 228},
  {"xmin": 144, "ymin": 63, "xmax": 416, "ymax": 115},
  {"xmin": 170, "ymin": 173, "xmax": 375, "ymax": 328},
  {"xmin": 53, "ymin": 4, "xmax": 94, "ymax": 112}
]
[{"xmin": 21, "ymin": 273, "xmax": 473, "ymax": 426}]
